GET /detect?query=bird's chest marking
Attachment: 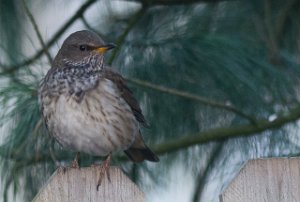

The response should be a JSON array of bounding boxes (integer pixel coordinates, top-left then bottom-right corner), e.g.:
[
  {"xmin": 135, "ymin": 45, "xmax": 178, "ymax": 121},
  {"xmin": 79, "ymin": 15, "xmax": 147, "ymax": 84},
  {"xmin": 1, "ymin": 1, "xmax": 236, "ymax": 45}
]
[
  {"xmin": 41, "ymin": 75, "xmax": 138, "ymax": 155},
  {"xmin": 54, "ymin": 78, "xmax": 134, "ymax": 130},
  {"xmin": 45, "ymin": 66, "xmax": 100, "ymax": 102}
]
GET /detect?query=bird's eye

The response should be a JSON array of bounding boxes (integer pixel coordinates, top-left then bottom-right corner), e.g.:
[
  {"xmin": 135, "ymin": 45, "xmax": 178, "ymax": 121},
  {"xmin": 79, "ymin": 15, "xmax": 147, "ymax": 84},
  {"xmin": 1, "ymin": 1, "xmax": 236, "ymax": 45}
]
[{"xmin": 79, "ymin": 45, "xmax": 87, "ymax": 51}]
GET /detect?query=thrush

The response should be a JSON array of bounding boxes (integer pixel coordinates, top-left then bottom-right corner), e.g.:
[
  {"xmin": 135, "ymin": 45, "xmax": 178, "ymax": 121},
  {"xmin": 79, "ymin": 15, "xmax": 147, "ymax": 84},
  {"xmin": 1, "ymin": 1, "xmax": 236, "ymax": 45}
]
[{"xmin": 38, "ymin": 30, "xmax": 159, "ymax": 188}]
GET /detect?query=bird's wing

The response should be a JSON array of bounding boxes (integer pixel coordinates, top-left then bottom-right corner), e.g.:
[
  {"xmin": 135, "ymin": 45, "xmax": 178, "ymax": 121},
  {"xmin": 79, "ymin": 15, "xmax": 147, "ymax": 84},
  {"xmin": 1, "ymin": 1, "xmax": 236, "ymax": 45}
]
[{"xmin": 103, "ymin": 68, "xmax": 149, "ymax": 127}]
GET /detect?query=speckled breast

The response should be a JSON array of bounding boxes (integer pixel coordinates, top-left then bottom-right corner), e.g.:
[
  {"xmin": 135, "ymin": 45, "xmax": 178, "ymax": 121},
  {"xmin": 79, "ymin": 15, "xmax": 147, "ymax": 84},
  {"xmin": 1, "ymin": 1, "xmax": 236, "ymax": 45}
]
[{"xmin": 42, "ymin": 78, "xmax": 139, "ymax": 156}]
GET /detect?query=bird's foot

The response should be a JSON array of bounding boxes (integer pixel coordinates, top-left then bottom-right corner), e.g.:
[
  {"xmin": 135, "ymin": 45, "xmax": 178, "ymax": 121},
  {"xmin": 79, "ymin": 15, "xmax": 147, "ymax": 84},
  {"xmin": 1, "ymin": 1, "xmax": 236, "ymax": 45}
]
[
  {"xmin": 71, "ymin": 152, "xmax": 80, "ymax": 169},
  {"xmin": 57, "ymin": 166, "xmax": 67, "ymax": 174},
  {"xmin": 91, "ymin": 163, "xmax": 99, "ymax": 167},
  {"xmin": 97, "ymin": 153, "xmax": 112, "ymax": 190}
]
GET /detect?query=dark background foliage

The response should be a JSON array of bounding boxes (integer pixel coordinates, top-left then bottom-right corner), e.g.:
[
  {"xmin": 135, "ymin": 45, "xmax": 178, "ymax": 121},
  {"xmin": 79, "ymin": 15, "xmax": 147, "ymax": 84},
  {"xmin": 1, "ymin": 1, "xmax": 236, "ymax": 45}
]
[{"xmin": 1, "ymin": 0, "xmax": 300, "ymax": 201}]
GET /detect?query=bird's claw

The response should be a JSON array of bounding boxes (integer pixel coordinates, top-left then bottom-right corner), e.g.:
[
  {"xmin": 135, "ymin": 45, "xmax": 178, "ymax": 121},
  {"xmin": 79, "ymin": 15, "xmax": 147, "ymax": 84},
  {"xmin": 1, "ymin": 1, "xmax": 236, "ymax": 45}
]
[{"xmin": 96, "ymin": 154, "xmax": 112, "ymax": 190}]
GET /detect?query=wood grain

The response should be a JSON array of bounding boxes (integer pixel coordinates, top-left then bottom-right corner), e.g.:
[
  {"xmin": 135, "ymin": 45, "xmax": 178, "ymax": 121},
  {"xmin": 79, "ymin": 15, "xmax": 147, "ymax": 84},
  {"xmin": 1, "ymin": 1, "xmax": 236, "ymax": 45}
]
[
  {"xmin": 220, "ymin": 158, "xmax": 300, "ymax": 202},
  {"xmin": 33, "ymin": 166, "xmax": 145, "ymax": 202}
]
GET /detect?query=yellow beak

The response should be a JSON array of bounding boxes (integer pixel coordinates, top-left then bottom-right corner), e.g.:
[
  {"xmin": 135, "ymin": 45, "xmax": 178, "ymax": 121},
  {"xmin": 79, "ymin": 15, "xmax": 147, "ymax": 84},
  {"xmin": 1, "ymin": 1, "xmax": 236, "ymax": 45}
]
[{"xmin": 95, "ymin": 43, "xmax": 116, "ymax": 54}]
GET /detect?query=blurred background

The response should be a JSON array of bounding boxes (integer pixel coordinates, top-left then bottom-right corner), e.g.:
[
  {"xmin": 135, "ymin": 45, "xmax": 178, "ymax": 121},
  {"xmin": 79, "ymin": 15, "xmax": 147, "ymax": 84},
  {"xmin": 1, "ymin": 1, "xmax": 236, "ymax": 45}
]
[{"xmin": 1, "ymin": 0, "xmax": 300, "ymax": 201}]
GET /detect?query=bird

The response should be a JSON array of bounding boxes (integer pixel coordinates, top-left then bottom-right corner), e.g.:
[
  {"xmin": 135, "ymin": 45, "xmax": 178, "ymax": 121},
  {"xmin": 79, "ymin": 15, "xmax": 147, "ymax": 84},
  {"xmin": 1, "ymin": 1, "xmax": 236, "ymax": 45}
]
[{"xmin": 38, "ymin": 30, "xmax": 159, "ymax": 188}]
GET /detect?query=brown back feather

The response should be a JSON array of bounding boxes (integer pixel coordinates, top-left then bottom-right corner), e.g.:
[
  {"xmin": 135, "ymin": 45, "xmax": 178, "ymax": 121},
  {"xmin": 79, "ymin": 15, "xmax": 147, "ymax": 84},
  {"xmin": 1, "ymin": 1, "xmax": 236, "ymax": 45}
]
[
  {"xmin": 103, "ymin": 68, "xmax": 159, "ymax": 162},
  {"xmin": 103, "ymin": 68, "xmax": 149, "ymax": 127}
]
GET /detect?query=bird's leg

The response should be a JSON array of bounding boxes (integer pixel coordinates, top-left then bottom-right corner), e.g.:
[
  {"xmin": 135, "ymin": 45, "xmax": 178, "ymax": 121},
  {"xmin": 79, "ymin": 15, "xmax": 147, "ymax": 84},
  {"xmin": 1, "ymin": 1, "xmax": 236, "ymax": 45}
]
[
  {"xmin": 71, "ymin": 152, "xmax": 80, "ymax": 168},
  {"xmin": 97, "ymin": 153, "xmax": 112, "ymax": 190}
]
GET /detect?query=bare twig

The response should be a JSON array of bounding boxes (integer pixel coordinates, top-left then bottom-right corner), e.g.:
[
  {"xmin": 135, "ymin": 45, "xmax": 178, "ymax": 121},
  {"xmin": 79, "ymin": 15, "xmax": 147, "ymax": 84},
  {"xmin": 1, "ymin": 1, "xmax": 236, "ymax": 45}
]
[
  {"xmin": 22, "ymin": 0, "xmax": 52, "ymax": 64},
  {"xmin": 0, "ymin": 0, "xmax": 97, "ymax": 73},
  {"xmin": 126, "ymin": 77, "xmax": 257, "ymax": 124},
  {"xmin": 108, "ymin": 6, "xmax": 147, "ymax": 65}
]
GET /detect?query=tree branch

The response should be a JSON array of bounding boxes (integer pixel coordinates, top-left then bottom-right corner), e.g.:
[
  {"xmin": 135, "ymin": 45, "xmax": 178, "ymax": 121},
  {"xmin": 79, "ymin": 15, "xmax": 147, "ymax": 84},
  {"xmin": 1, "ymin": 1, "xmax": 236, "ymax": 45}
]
[
  {"xmin": 3, "ymin": 104, "xmax": 300, "ymax": 166},
  {"xmin": 0, "ymin": 0, "xmax": 234, "ymax": 73},
  {"xmin": 22, "ymin": 0, "xmax": 52, "ymax": 65},
  {"xmin": 154, "ymin": 105, "xmax": 300, "ymax": 155},
  {"xmin": 192, "ymin": 142, "xmax": 225, "ymax": 202},
  {"xmin": 274, "ymin": 0, "xmax": 298, "ymax": 42},
  {"xmin": 0, "ymin": 0, "xmax": 97, "ymax": 73},
  {"xmin": 124, "ymin": 0, "xmax": 235, "ymax": 6},
  {"xmin": 126, "ymin": 77, "xmax": 257, "ymax": 124}
]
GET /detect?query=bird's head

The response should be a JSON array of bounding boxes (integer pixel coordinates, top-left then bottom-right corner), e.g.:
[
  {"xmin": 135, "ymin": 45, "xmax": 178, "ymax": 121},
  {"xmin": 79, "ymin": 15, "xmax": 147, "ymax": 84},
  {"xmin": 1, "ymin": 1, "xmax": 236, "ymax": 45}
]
[{"xmin": 53, "ymin": 30, "xmax": 115, "ymax": 68}]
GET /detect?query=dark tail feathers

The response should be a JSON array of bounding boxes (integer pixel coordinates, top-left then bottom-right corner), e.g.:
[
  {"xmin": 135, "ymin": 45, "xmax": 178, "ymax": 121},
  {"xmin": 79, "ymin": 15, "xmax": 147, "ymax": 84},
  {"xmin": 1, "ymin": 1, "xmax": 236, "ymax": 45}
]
[{"xmin": 124, "ymin": 146, "xmax": 159, "ymax": 163}]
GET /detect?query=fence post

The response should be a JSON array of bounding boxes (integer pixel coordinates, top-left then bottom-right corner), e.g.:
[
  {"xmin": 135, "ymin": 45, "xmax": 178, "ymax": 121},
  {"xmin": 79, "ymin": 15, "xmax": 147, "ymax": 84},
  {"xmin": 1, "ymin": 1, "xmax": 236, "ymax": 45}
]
[
  {"xmin": 220, "ymin": 158, "xmax": 300, "ymax": 202},
  {"xmin": 32, "ymin": 166, "xmax": 145, "ymax": 202}
]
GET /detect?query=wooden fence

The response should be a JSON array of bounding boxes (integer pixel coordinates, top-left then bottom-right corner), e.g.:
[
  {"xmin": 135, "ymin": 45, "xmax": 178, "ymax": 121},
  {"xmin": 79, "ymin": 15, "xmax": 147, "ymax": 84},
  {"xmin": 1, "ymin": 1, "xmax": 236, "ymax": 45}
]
[
  {"xmin": 33, "ymin": 158, "xmax": 300, "ymax": 202},
  {"xmin": 220, "ymin": 158, "xmax": 300, "ymax": 202},
  {"xmin": 32, "ymin": 166, "xmax": 144, "ymax": 202}
]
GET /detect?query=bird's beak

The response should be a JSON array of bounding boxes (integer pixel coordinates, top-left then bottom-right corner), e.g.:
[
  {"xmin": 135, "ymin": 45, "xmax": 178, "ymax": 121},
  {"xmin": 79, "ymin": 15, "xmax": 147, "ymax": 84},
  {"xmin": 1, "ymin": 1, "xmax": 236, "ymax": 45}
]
[{"xmin": 95, "ymin": 43, "xmax": 116, "ymax": 54}]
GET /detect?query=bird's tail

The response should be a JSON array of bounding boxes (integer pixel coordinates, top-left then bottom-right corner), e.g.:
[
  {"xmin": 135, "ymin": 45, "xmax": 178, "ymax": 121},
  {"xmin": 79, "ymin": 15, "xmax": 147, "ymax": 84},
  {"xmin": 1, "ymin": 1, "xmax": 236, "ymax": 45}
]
[
  {"xmin": 124, "ymin": 131, "xmax": 159, "ymax": 163},
  {"xmin": 124, "ymin": 146, "xmax": 159, "ymax": 163}
]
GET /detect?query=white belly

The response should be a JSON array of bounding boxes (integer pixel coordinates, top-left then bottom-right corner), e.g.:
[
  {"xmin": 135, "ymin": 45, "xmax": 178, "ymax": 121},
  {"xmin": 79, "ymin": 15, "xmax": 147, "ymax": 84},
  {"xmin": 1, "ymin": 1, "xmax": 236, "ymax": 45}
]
[{"xmin": 46, "ymin": 79, "xmax": 139, "ymax": 156}]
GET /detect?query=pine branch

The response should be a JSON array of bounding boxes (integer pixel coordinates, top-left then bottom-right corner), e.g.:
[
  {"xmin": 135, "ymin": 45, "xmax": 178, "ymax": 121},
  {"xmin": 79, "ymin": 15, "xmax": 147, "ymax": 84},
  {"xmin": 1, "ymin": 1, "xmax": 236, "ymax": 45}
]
[
  {"xmin": 0, "ymin": 0, "xmax": 234, "ymax": 73},
  {"xmin": 274, "ymin": 0, "xmax": 298, "ymax": 42},
  {"xmin": 3, "ymin": 104, "xmax": 300, "ymax": 166},
  {"xmin": 154, "ymin": 105, "xmax": 300, "ymax": 155},
  {"xmin": 258, "ymin": 0, "xmax": 297, "ymax": 66},
  {"xmin": 263, "ymin": 0, "xmax": 280, "ymax": 65},
  {"xmin": 126, "ymin": 77, "xmax": 257, "ymax": 124},
  {"xmin": 192, "ymin": 142, "xmax": 225, "ymax": 202},
  {"xmin": 22, "ymin": 0, "xmax": 52, "ymax": 64},
  {"xmin": 0, "ymin": 0, "xmax": 97, "ymax": 73},
  {"xmin": 124, "ymin": 0, "xmax": 235, "ymax": 6}
]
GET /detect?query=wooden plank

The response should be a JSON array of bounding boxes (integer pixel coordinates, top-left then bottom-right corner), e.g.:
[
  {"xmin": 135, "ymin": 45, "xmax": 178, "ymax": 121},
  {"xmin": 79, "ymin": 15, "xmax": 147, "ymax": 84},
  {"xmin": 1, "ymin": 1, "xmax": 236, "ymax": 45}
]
[
  {"xmin": 220, "ymin": 158, "xmax": 300, "ymax": 202},
  {"xmin": 33, "ymin": 166, "xmax": 145, "ymax": 202}
]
